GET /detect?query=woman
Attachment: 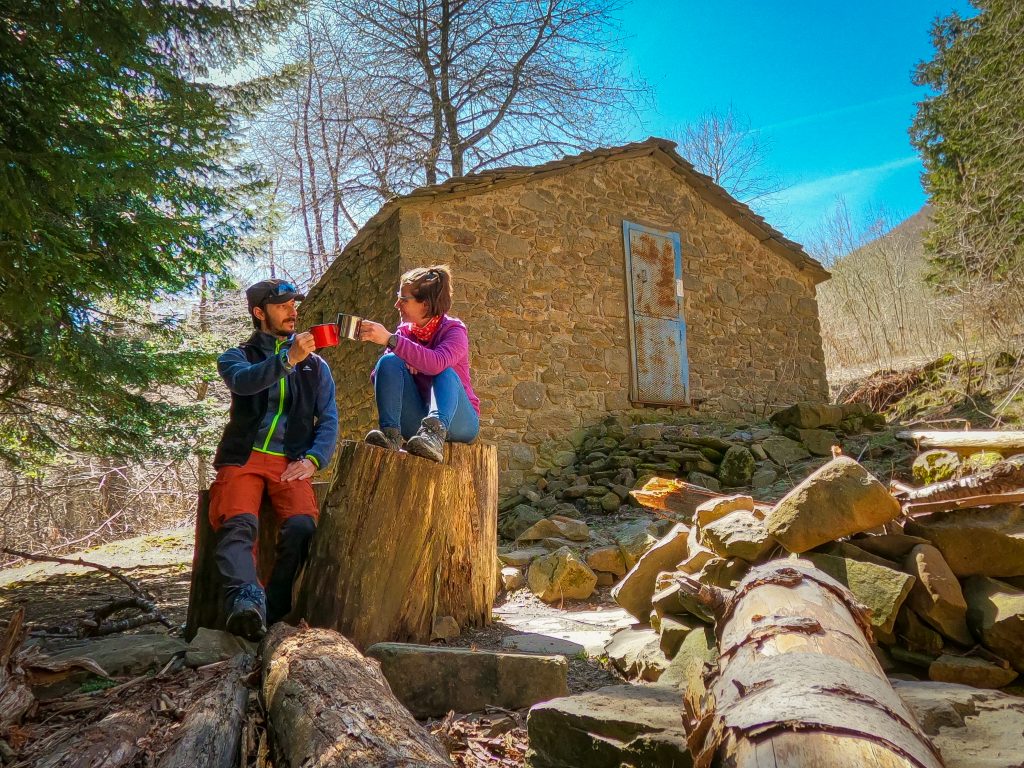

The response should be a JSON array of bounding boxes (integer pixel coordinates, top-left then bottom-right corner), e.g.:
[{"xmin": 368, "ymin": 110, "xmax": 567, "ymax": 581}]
[{"xmin": 358, "ymin": 265, "xmax": 480, "ymax": 462}]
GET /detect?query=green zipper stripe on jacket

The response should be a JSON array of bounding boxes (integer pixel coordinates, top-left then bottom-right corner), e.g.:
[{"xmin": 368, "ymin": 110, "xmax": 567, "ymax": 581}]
[{"xmin": 261, "ymin": 339, "xmax": 287, "ymax": 451}]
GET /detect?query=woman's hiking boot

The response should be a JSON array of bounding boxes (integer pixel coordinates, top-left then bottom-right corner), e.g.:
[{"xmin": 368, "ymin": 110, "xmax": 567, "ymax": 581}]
[
  {"xmin": 406, "ymin": 416, "xmax": 447, "ymax": 462},
  {"xmin": 365, "ymin": 427, "xmax": 402, "ymax": 451}
]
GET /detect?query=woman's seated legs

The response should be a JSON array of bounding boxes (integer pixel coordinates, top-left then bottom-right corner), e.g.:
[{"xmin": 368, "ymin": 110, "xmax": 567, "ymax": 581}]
[
  {"xmin": 429, "ymin": 368, "xmax": 480, "ymax": 443},
  {"xmin": 373, "ymin": 354, "xmax": 427, "ymax": 440}
]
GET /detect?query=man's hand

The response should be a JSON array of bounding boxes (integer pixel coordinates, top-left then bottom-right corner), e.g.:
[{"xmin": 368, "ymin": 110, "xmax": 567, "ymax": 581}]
[
  {"xmin": 280, "ymin": 458, "xmax": 316, "ymax": 482},
  {"xmin": 287, "ymin": 332, "xmax": 316, "ymax": 367},
  {"xmin": 357, "ymin": 320, "xmax": 392, "ymax": 345}
]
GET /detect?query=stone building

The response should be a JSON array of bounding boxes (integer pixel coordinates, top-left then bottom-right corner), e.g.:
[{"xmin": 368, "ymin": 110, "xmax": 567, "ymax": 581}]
[{"xmin": 299, "ymin": 138, "xmax": 830, "ymax": 488}]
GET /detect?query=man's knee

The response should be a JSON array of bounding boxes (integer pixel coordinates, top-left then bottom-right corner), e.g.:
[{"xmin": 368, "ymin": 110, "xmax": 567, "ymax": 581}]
[
  {"xmin": 280, "ymin": 514, "xmax": 316, "ymax": 543},
  {"xmin": 216, "ymin": 513, "xmax": 258, "ymax": 545}
]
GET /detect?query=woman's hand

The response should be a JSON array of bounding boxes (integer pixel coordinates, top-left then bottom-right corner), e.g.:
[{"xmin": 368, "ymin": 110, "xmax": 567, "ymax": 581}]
[{"xmin": 358, "ymin": 320, "xmax": 391, "ymax": 345}]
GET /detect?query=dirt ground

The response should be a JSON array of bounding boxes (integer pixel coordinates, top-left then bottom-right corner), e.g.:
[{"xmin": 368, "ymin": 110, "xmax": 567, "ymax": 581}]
[{"xmin": 0, "ymin": 525, "xmax": 626, "ymax": 767}]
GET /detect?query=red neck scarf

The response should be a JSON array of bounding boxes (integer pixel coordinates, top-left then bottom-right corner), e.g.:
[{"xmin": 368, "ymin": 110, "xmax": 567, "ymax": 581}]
[{"xmin": 406, "ymin": 314, "xmax": 443, "ymax": 343}]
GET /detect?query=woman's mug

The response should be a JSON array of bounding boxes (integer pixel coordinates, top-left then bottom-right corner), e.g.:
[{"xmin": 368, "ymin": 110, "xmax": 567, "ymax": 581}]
[
  {"xmin": 337, "ymin": 312, "xmax": 363, "ymax": 341},
  {"xmin": 309, "ymin": 323, "xmax": 340, "ymax": 348}
]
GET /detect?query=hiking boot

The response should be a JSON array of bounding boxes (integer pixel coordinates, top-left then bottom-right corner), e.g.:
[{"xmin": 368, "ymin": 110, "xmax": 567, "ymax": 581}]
[
  {"xmin": 405, "ymin": 416, "xmax": 447, "ymax": 463},
  {"xmin": 365, "ymin": 427, "xmax": 403, "ymax": 451},
  {"xmin": 226, "ymin": 583, "xmax": 267, "ymax": 642}
]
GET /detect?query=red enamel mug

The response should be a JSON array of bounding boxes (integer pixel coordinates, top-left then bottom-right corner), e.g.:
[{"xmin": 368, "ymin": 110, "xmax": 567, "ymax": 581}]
[{"xmin": 309, "ymin": 323, "xmax": 340, "ymax": 348}]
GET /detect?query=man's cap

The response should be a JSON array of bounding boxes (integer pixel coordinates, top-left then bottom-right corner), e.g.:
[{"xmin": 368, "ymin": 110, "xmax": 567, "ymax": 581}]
[{"xmin": 245, "ymin": 279, "xmax": 306, "ymax": 313}]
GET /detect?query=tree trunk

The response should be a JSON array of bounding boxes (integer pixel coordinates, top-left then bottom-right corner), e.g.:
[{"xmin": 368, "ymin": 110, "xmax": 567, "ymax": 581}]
[
  {"xmin": 293, "ymin": 440, "xmax": 497, "ymax": 649},
  {"xmin": 184, "ymin": 485, "xmax": 327, "ymax": 640},
  {"xmin": 676, "ymin": 561, "xmax": 945, "ymax": 768},
  {"xmin": 896, "ymin": 429, "xmax": 1024, "ymax": 454},
  {"xmin": 0, "ymin": 609, "xmax": 33, "ymax": 730},
  {"xmin": 157, "ymin": 654, "xmax": 252, "ymax": 768},
  {"xmin": 261, "ymin": 624, "xmax": 451, "ymax": 767}
]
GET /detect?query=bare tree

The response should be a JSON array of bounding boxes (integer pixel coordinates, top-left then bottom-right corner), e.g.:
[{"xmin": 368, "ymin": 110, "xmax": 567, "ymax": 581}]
[{"xmin": 675, "ymin": 105, "xmax": 782, "ymax": 205}]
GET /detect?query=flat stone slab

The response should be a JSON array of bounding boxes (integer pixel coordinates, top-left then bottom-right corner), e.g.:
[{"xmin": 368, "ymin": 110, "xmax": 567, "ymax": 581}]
[
  {"xmin": 492, "ymin": 605, "xmax": 634, "ymax": 655},
  {"xmin": 527, "ymin": 684, "xmax": 691, "ymax": 768},
  {"xmin": 186, "ymin": 627, "xmax": 256, "ymax": 668},
  {"xmin": 365, "ymin": 642, "xmax": 567, "ymax": 718},
  {"xmin": 894, "ymin": 680, "xmax": 1024, "ymax": 768},
  {"xmin": 501, "ymin": 633, "xmax": 586, "ymax": 656}
]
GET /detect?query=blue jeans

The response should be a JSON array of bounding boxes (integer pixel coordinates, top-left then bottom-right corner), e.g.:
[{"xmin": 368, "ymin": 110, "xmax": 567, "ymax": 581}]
[{"xmin": 374, "ymin": 354, "xmax": 480, "ymax": 442}]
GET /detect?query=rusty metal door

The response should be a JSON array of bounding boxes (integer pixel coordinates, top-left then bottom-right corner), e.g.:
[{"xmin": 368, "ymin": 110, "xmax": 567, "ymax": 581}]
[{"xmin": 622, "ymin": 221, "xmax": 689, "ymax": 405}]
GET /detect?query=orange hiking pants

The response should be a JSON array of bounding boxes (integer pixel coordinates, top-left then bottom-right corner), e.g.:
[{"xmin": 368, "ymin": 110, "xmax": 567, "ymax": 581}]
[{"xmin": 208, "ymin": 451, "xmax": 319, "ymax": 531}]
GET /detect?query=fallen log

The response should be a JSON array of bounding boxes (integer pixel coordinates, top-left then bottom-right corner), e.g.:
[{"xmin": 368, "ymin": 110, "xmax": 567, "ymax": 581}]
[
  {"xmin": 292, "ymin": 440, "xmax": 497, "ymax": 649},
  {"xmin": 675, "ymin": 561, "xmax": 944, "ymax": 768},
  {"xmin": 0, "ymin": 609, "xmax": 33, "ymax": 730},
  {"xmin": 34, "ymin": 709, "xmax": 151, "ymax": 768},
  {"xmin": 157, "ymin": 654, "xmax": 252, "ymax": 768},
  {"xmin": 898, "ymin": 456, "xmax": 1024, "ymax": 502},
  {"xmin": 630, "ymin": 477, "xmax": 725, "ymax": 521},
  {"xmin": 904, "ymin": 490, "xmax": 1024, "ymax": 517},
  {"xmin": 896, "ymin": 429, "xmax": 1024, "ymax": 454},
  {"xmin": 261, "ymin": 624, "xmax": 451, "ymax": 767}
]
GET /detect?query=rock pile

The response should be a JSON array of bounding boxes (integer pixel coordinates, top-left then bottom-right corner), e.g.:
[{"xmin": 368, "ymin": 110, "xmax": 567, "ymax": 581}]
[
  {"xmin": 598, "ymin": 454, "xmax": 1024, "ymax": 691},
  {"xmin": 497, "ymin": 402, "xmax": 892, "ymax": 604}
]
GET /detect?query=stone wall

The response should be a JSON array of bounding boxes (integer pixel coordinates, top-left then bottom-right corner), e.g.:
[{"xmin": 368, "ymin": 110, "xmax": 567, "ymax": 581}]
[
  {"xmin": 304, "ymin": 154, "xmax": 828, "ymax": 488},
  {"xmin": 298, "ymin": 209, "xmax": 401, "ymax": 464}
]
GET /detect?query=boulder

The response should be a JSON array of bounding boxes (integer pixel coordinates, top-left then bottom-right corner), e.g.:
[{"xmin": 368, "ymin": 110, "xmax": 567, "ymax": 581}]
[
  {"xmin": 518, "ymin": 518, "xmax": 564, "ymax": 541},
  {"xmin": 963, "ymin": 450, "xmax": 1004, "ymax": 474},
  {"xmin": 761, "ymin": 435, "xmax": 811, "ymax": 466},
  {"xmin": 600, "ymin": 492, "xmax": 623, "ymax": 513},
  {"xmin": 585, "ymin": 546, "xmax": 627, "ymax": 577},
  {"xmin": 655, "ymin": 625, "xmax": 717, "ymax": 692},
  {"xmin": 693, "ymin": 557, "xmax": 749, "ymax": 589},
  {"xmin": 928, "ymin": 655, "xmax": 1018, "ymax": 689},
  {"xmin": 767, "ymin": 457, "xmax": 901, "ymax": 552},
  {"xmin": 905, "ymin": 544, "xmax": 973, "ymax": 645},
  {"xmin": 795, "ymin": 428, "xmax": 838, "ymax": 457},
  {"xmin": 896, "ymin": 608, "xmax": 944, "ymax": 655},
  {"xmin": 185, "ymin": 628, "xmax": 256, "ymax": 668},
  {"xmin": 687, "ymin": 471, "xmax": 721, "ymax": 491},
  {"xmin": 500, "ymin": 504, "xmax": 544, "ymax": 539},
  {"xmin": 603, "ymin": 626, "xmax": 668, "ymax": 682},
  {"xmin": 528, "ymin": 547, "xmax": 598, "ymax": 603},
  {"xmin": 366, "ymin": 643, "xmax": 568, "ymax": 717},
  {"xmin": 716, "ymin": 445, "xmax": 755, "ymax": 487},
  {"xmin": 651, "ymin": 582, "xmax": 714, "ymax": 623},
  {"xmin": 912, "ymin": 449, "xmax": 961, "ymax": 485},
  {"xmin": 852, "ymin": 533, "xmax": 930, "ymax": 561},
  {"xmin": 802, "ymin": 553, "xmax": 915, "ymax": 644},
  {"xmin": 751, "ymin": 467, "xmax": 777, "ymax": 488},
  {"xmin": 658, "ymin": 615, "xmax": 700, "ymax": 658},
  {"xmin": 610, "ymin": 524, "xmax": 690, "ymax": 621},
  {"xmin": 894, "ymin": 679, "xmax": 1024, "ymax": 768},
  {"xmin": 906, "ymin": 505, "xmax": 1024, "ymax": 578},
  {"xmin": 498, "ymin": 546, "xmax": 549, "ymax": 567},
  {"xmin": 677, "ymin": 525, "xmax": 716, "ymax": 574},
  {"xmin": 963, "ymin": 576, "xmax": 1024, "ymax": 672},
  {"xmin": 698, "ymin": 509, "xmax": 774, "ymax": 562},
  {"xmin": 612, "ymin": 521, "xmax": 657, "ymax": 568},
  {"xmin": 501, "ymin": 566, "xmax": 525, "ymax": 591},
  {"xmin": 693, "ymin": 494, "xmax": 754, "ymax": 528},
  {"xmin": 770, "ymin": 402, "xmax": 845, "ymax": 430},
  {"xmin": 520, "ymin": 517, "xmax": 589, "ymax": 542},
  {"xmin": 526, "ymin": 684, "xmax": 689, "ymax": 768},
  {"xmin": 430, "ymin": 615, "xmax": 460, "ymax": 641}
]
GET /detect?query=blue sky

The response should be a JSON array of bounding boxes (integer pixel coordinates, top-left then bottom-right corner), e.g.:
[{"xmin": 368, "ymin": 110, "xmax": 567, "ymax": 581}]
[{"xmin": 619, "ymin": 0, "xmax": 976, "ymax": 246}]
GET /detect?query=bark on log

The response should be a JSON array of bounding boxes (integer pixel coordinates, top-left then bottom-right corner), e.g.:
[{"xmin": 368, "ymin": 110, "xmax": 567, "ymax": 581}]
[
  {"xmin": 34, "ymin": 709, "xmax": 151, "ymax": 768},
  {"xmin": 896, "ymin": 429, "xmax": 1024, "ymax": 454},
  {"xmin": 185, "ymin": 483, "xmax": 327, "ymax": 640},
  {"xmin": 675, "ymin": 561, "xmax": 945, "ymax": 768},
  {"xmin": 261, "ymin": 623, "xmax": 451, "ymax": 767},
  {"xmin": 630, "ymin": 477, "xmax": 725, "ymax": 521},
  {"xmin": 157, "ymin": 654, "xmax": 252, "ymax": 768},
  {"xmin": 0, "ymin": 609, "xmax": 33, "ymax": 729},
  {"xmin": 292, "ymin": 440, "xmax": 497, "ymax": 649}
]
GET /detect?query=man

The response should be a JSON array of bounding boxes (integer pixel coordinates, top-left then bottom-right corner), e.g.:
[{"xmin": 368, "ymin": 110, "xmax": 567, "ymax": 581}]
[{"xmin": 209, "ymin": 278, "xmax": 338, "ymax": 641}]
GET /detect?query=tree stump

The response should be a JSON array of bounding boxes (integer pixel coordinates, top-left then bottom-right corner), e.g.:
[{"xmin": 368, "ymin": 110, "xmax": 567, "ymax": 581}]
[
  {"xmin": 676, "ymin": 560, "xmax": 944, "ymax": 768},
  {"xmin": 292, "ymin": 440, "xmax": 497, "ymax": 649},
  {"xmin": 185, "ymin": 484, "xmax": 327, "ymax": 640},
  {"xmin": 261, "ymin": 624, "xmax": 452, "ymax": 767}
]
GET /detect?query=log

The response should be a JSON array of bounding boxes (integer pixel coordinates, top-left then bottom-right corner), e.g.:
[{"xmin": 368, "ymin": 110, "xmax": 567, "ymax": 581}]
[
  {"xmin": 675, "ymin": 561, "xmax": 944, "ymax": 768},
  {"xmin": 899, "ymin": 456, "xmax": 1024, "ymax": 503},
  {"xmin": 185, "ymin": 483, "xmax": 327, "ymax": 640},
  {"xmin": 896, "ymin": 429, "xmax": 1024, "ymax": 454},
  {"xmin": 34, "ymin": 709, "xmax": 151, "ymax": 768},
  {"xmin": 0, "ymin": 609, "xmax": 33, "ymax": 729},
  {"xmin": 261, "ymin": 623, "xmax": 451, "ymax": 767},
  {"xmin": 292, "ymin": 440, "xmax": 497, "ymax": 649},
  {"xmin": 630, "ymin": 477, "xmax": 725, "ymax": 521},
  {"xmin": 157, "ymin": 654, "xmax": 252, "ymax": 768}
]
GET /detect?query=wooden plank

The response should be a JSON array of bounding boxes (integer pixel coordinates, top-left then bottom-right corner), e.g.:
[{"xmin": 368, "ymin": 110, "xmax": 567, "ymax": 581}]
[{"xmin": 896, "ymin": 429, "xmax": 1024, "ymax": 453}]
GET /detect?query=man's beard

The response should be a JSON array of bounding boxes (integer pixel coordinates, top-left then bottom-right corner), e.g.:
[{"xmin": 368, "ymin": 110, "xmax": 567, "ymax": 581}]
[{"xmin": 264, "ymin": 315, "xmax": 295, "ymax": 338}]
